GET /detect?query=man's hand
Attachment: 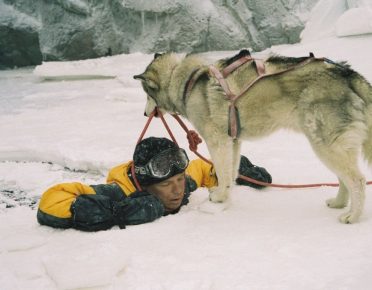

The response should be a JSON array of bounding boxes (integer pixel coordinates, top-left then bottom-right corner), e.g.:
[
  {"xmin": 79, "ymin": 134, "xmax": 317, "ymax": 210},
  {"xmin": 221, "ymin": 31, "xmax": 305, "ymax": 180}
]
[{"xmin": 236, "ymin": 155, "xmax": 272, "ymax": 189}]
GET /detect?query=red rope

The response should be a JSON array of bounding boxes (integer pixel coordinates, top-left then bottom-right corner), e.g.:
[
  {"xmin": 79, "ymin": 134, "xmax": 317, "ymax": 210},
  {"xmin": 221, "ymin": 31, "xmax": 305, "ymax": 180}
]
[
  {"xmin": 238, "ymin": 176, "xmax": 372, "ymax": 188},
  {"xmin": 238, "ymin": 176, "xmax": 339, "ymax": 188},
  {"xmin": 134, "ymin": 108, "xmax": 372, "ymax": 189},
  {"xmin": 136, "ymin": 109, "xmax": 156, "ymax": 145},
  {"xmin": 158, "ymin": 110, "xmax": 179, "ymax": 146},
  {"xmin": 171, "ymin": 114, "xmax": 212, "ymax": 165},
  {"xmin": 132, "ymin": 108, "xmax": 158, "ymax": 191}
]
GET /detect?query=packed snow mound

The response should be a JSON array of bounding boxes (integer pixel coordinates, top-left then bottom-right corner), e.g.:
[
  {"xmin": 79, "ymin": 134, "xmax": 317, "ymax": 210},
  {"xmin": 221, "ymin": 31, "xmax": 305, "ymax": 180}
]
[
  {"xmin": 43, "ymin": 242, "xmax": 126, "ymax": 289},
  {"xmin": 336, "ymin": 7, "xmax": 372, "ymax": 37},
  {"xmin": 301, "ymin": 0, "xmax": 372, "ymax": 42},
  {"xmin": 33, "ymin": 53, "xmax": 152, "ymax": 82}
]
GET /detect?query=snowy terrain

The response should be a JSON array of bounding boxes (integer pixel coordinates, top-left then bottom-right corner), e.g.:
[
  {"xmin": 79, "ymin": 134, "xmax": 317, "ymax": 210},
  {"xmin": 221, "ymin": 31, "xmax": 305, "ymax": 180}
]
[{"xmin": 1, "ymin": 1, "xmax": 372, "ymax": 289}]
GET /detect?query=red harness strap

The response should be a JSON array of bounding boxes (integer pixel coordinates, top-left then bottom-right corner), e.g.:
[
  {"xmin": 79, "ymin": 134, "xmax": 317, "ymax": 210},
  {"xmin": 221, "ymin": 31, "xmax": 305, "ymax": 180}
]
[
  {"xmin": 221, "ymin": 55, "xmax": 253, "ymax": 77},
  {"xmin": 209, "ymin": 54, "xmax": 322, "ymax": 139},
  {"xmin": 209, "ymin": 56, "xmax": 267, "ymax": 139}
]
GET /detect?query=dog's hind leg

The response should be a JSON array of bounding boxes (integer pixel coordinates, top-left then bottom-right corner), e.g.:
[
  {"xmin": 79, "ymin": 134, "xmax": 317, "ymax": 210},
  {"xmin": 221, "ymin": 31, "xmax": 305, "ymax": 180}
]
[
  {"xmin": 337, "ymin": 173, "xmax": 365, "ymax": 223},
  {"xmin": 312, "ymin": 145, "xmax": 365, "ymax": 223},
  {"xmin": 326, "ymin": 179, "xmax": 349, "ymax": 208},
  {"xmin": 300, "ymin": 91, "xmax": 367, "ymax": 223}
]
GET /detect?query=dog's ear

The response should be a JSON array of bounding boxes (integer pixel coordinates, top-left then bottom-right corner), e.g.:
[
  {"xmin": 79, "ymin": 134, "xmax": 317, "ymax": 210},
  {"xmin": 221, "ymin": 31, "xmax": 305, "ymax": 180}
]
[
  {"xmin": 133, "ymin": 73, "xmax": 159, "ymax": 91},
  {"xmin": 154, "ymin": 53, "xmax": 163, "ymax": 59}
]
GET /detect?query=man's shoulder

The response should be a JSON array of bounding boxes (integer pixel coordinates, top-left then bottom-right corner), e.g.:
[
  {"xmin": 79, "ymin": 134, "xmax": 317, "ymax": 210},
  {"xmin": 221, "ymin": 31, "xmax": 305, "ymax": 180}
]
[
  {"xmin": 109, "ymin": 161, "xmax": 132, "ymax": 172},
  {"xmin": 107, "ymin": 161, "xmax": 136, "ymax": 195}
]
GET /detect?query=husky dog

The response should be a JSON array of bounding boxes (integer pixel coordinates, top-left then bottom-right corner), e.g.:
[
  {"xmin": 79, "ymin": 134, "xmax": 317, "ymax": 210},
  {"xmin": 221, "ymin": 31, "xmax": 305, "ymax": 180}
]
[{"xmin": 134, "ymin": 50, "xmax": 372, "ymax": 223}]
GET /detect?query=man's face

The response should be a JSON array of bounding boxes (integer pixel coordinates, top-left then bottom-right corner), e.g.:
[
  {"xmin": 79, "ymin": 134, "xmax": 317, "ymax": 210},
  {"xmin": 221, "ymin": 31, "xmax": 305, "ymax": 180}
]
[{"xmin": 145, "ymin": 172, "xmax": 186, "ymax": 212}]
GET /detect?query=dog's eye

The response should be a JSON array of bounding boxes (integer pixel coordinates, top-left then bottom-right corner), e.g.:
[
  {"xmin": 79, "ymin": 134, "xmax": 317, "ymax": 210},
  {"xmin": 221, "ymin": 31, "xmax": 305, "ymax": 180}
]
[{"xmin": 142, "ymin": 84, "xmax": 156, "ymax": 98}]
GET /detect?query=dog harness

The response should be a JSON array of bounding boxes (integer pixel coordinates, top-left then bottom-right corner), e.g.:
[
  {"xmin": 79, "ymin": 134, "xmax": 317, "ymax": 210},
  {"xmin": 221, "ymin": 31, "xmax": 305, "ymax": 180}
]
[
  {"xmin": 210, "ymin": 51, "xmax": 329, "ymax": 139},
  {"xmin": 184, "ymin": 50, "xmax": 328, "ymax": 139},
  {"xmin": 208, "ymin": 52, "xmax": 265, "ymax": 138}
]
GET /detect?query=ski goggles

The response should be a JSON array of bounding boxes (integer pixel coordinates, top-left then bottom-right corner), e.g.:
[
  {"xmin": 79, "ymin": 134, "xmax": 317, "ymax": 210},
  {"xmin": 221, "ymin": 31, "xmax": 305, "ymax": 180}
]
[{"xmin": 134, "ymin": 148, "xmax": 189, "ymax": 178}]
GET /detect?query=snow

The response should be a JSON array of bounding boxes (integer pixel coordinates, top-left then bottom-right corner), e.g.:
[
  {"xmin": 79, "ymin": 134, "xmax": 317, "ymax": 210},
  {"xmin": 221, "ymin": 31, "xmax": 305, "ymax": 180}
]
[
  {"xmin": 1, "ymin": 2, "xmax": 372, "ymax": 289},
  {"xmin": 300, "ymin": 0, "xmax": 372, "ymax": 42},
  {"xmin": 336, "ymin": 7, "xmax": 372, "ymax": 37}
]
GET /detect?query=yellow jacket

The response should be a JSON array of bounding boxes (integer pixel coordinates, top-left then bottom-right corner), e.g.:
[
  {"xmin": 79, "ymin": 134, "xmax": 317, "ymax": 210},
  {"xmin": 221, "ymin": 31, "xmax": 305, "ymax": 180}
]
[{"xmin": 38, "ymin": 159, "xmax": 217, "ymax": 219}]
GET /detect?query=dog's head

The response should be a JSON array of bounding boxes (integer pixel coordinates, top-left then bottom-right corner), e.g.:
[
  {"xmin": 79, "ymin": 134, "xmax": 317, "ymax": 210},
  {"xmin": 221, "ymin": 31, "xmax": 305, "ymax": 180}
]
[{"xmin": 134, "ymin": 53, "xmax": 183, "ymax": 116}]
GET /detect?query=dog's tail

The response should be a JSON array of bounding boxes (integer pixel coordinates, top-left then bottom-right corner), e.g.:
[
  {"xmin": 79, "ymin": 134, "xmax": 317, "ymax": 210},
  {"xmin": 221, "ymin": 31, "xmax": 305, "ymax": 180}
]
[{"xmin": 350, "ymin": 73, "xmax": 372, "ymax": 103}]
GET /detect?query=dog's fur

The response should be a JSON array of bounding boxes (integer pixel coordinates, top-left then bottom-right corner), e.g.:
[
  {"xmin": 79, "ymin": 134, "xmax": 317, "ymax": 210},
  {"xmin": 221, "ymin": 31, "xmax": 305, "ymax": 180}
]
[{"xmin": 134, "ymin": 51, "xmax": 372, "ymax": 223}]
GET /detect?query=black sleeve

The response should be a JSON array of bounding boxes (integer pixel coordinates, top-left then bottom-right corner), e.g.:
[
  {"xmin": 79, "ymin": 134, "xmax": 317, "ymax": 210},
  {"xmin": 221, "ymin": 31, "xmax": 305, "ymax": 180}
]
[
  {"xmin": 71, "ymin": 194, "xmax": 115, "ymax": 232},
  {"xmin": 70, "ymin": 190, "xmax": 165, "ymax": 231},
  {"xmin": 236, "ymin": 155, "xmax": 272, "ymax": 189},
  {"xmin": 90, "ymin": 183, "xmax": 126, "ymax": 201}
]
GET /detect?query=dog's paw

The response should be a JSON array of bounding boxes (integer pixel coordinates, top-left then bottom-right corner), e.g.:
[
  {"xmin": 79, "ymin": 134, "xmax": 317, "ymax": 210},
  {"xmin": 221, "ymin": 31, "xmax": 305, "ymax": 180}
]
[
  {"xmin": 326, "ymin": 197, "xmax": 347, "ymax": 209},
  {"xmin": 338, "ymin": 211, "xmax": 360, "ymax": 224},
  {"xmin": 208, "ymin": 187, "xmax": 229, "ymax": 203}
]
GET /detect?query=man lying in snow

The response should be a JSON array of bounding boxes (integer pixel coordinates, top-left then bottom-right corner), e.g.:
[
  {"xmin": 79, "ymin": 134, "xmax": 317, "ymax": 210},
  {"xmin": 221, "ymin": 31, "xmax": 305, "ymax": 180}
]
[{"xmin": 37, "ymin": 137, "xmax": 272, "ymax": 231}]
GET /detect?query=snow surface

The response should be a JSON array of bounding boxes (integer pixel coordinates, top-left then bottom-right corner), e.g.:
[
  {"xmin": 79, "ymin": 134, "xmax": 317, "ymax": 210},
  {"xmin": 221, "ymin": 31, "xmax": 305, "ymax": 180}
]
[{"xmin": 2, "ymin": 2, "xmax": 372, "ymax": 289}]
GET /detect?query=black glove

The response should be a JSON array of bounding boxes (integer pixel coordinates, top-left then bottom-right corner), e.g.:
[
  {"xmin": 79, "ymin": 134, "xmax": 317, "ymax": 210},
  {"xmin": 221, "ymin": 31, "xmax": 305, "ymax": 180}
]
[
  {"xmin": 112, "ymin": 191, "xmax": 165, "ymax": 229},
  {"xmin": 236, "ymin": 155, "xmax": 272, "ymax": 189}
]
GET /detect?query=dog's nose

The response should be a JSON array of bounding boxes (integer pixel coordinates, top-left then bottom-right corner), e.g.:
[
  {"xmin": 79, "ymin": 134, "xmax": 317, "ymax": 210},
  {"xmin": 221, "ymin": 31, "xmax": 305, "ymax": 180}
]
[{"xmin": 144, "ymin": 111, "xmax": 147, "ymax": 117}]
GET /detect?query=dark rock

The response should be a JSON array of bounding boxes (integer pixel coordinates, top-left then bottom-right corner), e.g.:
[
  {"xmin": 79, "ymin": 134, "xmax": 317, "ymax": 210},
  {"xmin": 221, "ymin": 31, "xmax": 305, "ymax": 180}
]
[{"xmin": 0, "ymin": 25, "xmax": 42, "ymax": 68}]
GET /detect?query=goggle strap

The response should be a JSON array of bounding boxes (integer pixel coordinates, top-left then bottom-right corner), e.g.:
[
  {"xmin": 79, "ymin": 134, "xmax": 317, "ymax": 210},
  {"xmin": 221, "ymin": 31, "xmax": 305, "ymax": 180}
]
[{"xmin": 131, "ymin": 162, "xmax": 143, "ymax": 191}]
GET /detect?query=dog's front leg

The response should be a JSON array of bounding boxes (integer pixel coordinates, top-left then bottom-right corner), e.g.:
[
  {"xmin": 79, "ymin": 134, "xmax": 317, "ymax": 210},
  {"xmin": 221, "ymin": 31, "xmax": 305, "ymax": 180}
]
[
  {"xmin": 206, "ymin": 136, "xmax": 235, "ymax": 203},
  {"xmin": 232, "ymin": 139, "xmax": 242, "ymax": 181}
]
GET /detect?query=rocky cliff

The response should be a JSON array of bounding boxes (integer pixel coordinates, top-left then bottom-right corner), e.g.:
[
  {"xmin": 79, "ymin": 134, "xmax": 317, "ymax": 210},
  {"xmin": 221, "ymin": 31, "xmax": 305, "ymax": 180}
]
[{"xmin": 0, "ymin": 0, "xmax": 318, "ymax": 69}]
